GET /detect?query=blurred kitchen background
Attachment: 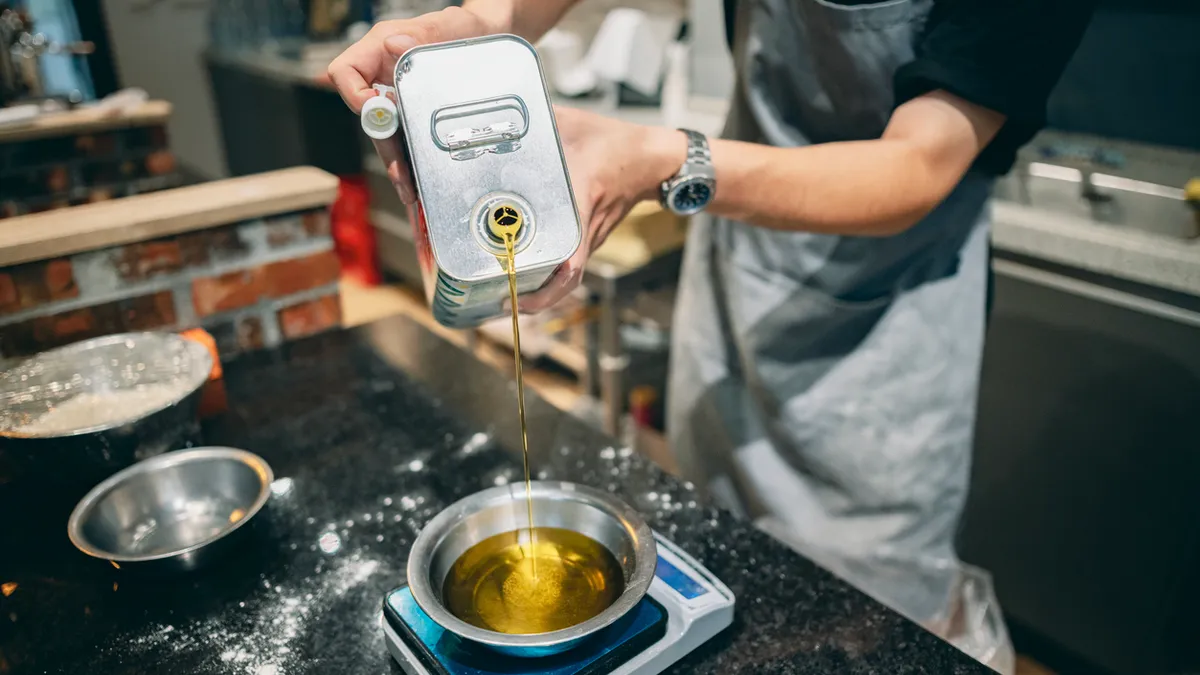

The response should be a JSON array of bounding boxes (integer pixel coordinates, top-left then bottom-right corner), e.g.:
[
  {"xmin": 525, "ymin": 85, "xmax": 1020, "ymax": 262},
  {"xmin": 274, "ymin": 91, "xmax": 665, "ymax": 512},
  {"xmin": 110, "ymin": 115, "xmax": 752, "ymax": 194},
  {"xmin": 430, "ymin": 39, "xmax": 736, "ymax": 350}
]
[{"xmin": 1, "ymin": 1, "xmax": 1198, "ymax": 674}]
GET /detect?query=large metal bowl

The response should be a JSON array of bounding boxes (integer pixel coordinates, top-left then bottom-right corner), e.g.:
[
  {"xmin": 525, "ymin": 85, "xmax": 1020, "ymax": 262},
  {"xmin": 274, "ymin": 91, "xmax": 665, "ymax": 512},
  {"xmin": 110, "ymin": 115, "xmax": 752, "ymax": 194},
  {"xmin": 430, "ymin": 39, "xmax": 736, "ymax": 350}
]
[
  {"xmin": 407, "ymin": 481, "xmax": 656, "ymax": 657},
  {"xmin": 0, "ymin": 332, "xmax": 212, "ymax": 490},
  {"xmin": 67, "ymin": 447, "xmax": 273, "ymax": 573}
]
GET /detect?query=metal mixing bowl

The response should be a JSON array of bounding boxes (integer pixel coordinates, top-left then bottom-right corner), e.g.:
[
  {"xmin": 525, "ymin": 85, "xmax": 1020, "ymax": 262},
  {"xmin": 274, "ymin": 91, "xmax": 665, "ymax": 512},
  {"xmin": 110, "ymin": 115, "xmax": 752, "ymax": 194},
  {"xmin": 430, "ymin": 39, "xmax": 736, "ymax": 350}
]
[
  {"xmin": 407, "ymin": 481, "xmax": 657, "ymax": 657},
  {"xmin": 0, "ymin": 332, "xmax": 212, "ymax": 490},
  {"xmin": 67, "ymin": 447, "xmax": 273, "ymax": 573}
]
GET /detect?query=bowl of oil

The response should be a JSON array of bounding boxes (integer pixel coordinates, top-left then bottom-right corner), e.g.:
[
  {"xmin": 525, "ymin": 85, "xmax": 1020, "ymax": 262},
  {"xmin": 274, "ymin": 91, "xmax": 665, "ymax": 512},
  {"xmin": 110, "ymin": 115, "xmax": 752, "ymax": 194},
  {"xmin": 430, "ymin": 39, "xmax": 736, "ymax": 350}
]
[{"xmin": 406, "ymin": 481, "xmax": 657, "ymax": 657}]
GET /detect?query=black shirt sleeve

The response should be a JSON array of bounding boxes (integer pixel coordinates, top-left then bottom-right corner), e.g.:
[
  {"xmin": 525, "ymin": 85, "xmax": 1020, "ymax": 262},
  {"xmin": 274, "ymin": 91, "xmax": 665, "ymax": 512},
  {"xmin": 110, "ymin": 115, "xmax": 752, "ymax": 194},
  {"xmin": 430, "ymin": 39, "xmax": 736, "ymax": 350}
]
[{"xmin": 893, "ymin": 0, "xmax": 1097, "ymax": 175}]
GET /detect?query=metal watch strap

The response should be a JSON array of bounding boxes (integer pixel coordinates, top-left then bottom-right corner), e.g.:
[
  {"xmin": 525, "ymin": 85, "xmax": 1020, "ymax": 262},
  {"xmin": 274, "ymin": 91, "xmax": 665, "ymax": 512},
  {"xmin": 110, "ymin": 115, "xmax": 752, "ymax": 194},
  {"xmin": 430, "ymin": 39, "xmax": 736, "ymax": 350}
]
[
  {"xmin": 660, "ymin": 128, "xmax": 714, "ymax": 214},
  {"xmin": 680, "ymin": 128, "xmax": 711, "ymax": 169}
]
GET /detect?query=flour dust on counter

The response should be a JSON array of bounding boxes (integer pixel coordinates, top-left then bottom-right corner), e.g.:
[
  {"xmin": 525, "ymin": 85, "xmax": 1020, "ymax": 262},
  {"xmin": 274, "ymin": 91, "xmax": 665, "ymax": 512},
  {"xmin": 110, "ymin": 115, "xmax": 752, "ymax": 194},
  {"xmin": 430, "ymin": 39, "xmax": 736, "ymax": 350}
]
[
  {"xmin": 84, "ymin": 365, "xmax": 479, "ymax": 673},
  {"xmin": 108, "ymin": 549, "xmax": 387, "ymax": 674}
]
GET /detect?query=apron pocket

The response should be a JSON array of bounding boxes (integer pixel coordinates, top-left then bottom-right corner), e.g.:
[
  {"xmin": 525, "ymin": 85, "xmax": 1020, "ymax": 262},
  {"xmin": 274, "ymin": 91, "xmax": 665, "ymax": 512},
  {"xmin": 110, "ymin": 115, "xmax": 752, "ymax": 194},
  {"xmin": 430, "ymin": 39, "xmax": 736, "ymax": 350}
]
[
  {"xmin": 724, "ymin": 223, "xmax": 901, "ymax": 308},
  {"xmin": 721, "ymin": 256, "xmax": 893, "ymax": 408}
]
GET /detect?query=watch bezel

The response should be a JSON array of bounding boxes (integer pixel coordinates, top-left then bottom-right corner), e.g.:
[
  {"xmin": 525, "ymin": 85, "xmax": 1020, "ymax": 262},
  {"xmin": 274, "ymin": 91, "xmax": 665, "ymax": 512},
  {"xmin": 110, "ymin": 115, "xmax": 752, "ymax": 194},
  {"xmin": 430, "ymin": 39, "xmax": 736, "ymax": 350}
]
[{"xmin": 663, "ymin": 175, "xmax": 715, "ymax": 216}]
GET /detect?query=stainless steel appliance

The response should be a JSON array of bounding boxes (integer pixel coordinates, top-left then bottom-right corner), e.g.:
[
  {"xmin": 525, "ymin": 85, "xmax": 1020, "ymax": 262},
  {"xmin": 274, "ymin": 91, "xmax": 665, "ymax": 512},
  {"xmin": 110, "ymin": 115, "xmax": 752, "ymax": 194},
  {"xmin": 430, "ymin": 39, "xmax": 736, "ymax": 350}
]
[
  {"xmin": 993, "ymin": 132, "xmax": 1199, "ymax": 240},
  {"xmin": 963, "ymin": 259, "xmax": 1200, "ymax": 673}
]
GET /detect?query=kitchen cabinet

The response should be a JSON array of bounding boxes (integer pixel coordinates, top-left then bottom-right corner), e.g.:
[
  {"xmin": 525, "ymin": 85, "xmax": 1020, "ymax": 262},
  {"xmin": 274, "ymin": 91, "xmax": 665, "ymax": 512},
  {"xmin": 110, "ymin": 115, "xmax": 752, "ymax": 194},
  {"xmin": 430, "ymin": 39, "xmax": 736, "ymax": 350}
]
[{"xmin": 960, "ymin": 253, "xmax": 1200, "ymax": 674}]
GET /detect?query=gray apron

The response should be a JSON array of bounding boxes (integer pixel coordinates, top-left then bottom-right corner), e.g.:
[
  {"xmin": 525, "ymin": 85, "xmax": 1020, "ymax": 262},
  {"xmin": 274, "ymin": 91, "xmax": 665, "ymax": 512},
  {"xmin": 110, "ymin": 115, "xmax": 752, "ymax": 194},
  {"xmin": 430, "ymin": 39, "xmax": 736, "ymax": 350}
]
[{"xmin": 667, "ymin": 0, "xmax": 993, "ymax": 622}]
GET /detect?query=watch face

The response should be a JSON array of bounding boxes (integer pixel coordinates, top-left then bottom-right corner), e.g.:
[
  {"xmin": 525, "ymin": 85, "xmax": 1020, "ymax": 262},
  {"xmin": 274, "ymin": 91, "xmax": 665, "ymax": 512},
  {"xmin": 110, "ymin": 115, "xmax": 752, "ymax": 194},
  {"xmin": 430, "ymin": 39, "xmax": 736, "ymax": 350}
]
[{"xmin": 671, "ymin": 180, "xmax": 713, "ymax": 214}]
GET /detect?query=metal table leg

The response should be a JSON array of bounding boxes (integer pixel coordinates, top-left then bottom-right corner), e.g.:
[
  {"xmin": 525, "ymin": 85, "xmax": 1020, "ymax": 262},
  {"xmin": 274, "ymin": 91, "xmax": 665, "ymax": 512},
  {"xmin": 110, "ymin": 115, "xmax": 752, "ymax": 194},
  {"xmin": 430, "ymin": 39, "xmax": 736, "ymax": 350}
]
[
  {"xmin": 583, "ymin": 292, "xmax": 601, "ymax": 400},
  {"xmin": 598, "ymin": 280, "xmax": 626, "ymax": 437},
  {"xmin": 581, "ymin": 248, "xmax": 685, "ymax": 438}
]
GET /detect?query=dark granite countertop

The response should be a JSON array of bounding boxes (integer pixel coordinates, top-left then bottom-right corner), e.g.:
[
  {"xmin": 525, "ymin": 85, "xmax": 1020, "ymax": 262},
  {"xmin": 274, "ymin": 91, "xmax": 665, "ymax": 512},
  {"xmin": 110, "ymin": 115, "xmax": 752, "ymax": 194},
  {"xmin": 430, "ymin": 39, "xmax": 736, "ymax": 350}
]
[{"xmin": 0, "ymin": 316, "xmax": 990, "ymax": 674}]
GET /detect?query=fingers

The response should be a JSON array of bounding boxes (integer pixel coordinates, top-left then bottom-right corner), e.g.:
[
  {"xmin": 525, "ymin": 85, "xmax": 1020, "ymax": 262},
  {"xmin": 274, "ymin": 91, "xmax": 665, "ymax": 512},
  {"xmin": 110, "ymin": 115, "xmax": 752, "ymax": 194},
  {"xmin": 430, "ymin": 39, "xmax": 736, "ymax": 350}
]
[
  {"xmin": 327, "ymin": 30, "xmax": 388, "ymax": 113},
  {"xmin": 328, "ymin": 8, "xmax": 492, "ymax": 114},
  {"xmin": 519, "ymin": 247, "xmax": 588, "ymax": 314},
  {"xmin": 383, "ymin": 34, "xmax": 420, "ymax": 61},
  {"xmin": 518, "ymin": 271, "xmax": 579, "ymax": 314},
  {"xmin": 384, "ymin": 7, "xmax": 489, "ymax": 57}
]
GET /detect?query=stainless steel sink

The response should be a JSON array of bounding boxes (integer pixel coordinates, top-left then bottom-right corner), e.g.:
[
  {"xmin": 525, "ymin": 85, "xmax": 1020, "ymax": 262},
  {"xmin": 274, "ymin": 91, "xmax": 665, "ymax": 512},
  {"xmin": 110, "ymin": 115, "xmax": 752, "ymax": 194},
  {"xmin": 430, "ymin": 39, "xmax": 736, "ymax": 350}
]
[{"xmin": 993, "ymin": 131, "xmax": 1199, "ymax": 239}]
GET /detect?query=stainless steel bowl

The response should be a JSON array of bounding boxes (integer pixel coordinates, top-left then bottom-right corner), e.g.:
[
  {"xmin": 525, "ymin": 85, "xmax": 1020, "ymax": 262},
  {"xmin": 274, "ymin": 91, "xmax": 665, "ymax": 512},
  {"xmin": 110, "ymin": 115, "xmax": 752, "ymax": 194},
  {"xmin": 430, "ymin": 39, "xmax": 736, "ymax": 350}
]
[
  {"xmin": 0, "ymin": 332, "xmax": 213, "ymax": 490},
  {"xmin": 67, "ymin": 447, "xmax": 273, "ymax": 573},
  {"xmin": 407, "ymin": 481, "xmax": 656, "ymax": 657}
]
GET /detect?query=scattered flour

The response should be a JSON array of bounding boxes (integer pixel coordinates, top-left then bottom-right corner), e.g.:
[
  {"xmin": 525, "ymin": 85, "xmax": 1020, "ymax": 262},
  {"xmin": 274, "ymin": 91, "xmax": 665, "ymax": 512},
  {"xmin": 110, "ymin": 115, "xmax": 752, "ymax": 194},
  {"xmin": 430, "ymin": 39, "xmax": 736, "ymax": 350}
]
[
  {"xmin": 12, "ymin": 384, "xmax": 190, "ymax": 434},
  {"xmin": 113, "ymin": 555, "xmax": 385, "ymax": 674}
]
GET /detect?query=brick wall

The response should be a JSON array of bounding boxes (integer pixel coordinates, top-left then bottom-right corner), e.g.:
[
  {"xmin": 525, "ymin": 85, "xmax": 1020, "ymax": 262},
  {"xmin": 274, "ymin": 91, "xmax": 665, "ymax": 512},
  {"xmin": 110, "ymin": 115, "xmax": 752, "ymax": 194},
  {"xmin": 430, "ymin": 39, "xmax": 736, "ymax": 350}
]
[
  {"xmin": 0, "ymin": 123, "xmax": 181, "ymax": 219},
  {"xmin": 0, "ymin": 208, "xmax": 341, "ymax": 361}
]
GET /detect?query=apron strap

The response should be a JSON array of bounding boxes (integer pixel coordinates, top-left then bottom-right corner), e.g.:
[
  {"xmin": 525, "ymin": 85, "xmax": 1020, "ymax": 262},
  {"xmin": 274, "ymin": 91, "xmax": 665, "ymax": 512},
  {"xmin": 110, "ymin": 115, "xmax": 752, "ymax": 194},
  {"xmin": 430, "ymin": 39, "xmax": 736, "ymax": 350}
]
[{"xmin": 723, "ymin": 0, "xmax": 738, "ymax": 48}]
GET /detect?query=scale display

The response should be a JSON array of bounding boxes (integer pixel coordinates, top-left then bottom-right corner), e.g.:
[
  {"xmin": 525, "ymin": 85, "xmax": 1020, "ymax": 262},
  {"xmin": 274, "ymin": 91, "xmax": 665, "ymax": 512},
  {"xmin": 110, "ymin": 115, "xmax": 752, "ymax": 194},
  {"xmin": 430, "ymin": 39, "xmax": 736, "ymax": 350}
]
[{"xmin": 383, "ymin": 535, "xmax": 735, "ymax": 675}]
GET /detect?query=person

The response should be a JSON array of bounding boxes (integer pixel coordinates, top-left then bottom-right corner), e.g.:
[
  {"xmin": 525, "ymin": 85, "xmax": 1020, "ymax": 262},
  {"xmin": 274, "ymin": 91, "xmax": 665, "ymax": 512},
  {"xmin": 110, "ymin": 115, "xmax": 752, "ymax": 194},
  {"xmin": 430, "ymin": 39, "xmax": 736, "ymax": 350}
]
[{"xmin": 330, "ymin": 0, "xmax": 1095, "ymax": 623}]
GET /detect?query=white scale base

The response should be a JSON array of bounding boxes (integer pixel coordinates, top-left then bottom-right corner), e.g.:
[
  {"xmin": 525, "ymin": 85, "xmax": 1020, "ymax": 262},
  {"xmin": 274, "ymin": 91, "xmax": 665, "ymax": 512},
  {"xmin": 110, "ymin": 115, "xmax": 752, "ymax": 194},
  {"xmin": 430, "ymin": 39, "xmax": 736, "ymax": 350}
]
[{"xmin": 384, "ymin": 533, "xmax": 735, "ymax": 675}]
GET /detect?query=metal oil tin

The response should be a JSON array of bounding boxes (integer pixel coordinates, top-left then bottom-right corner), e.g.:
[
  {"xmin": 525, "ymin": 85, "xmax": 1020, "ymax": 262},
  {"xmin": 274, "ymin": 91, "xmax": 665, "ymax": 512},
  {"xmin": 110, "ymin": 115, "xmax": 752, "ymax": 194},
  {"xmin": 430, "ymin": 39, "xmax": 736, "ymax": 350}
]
[{"xmin": 393, "ymin": 35, "xmax": 582, "ymax": 328}]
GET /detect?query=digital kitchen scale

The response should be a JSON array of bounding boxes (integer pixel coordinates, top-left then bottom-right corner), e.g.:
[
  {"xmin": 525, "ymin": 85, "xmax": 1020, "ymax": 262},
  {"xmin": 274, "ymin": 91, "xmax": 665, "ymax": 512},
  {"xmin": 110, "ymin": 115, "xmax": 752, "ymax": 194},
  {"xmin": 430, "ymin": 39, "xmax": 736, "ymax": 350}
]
[{"xmin": 382, "ymin": 534, "xmax": 735, "ymax": 675}]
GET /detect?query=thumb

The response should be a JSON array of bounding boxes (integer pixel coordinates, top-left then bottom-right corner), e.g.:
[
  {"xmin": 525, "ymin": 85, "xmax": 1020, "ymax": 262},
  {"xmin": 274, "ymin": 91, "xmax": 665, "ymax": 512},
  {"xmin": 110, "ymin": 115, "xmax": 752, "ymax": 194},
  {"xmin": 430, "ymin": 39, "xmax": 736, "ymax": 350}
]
[
  {"xmin": 382, "ymin": 8, "xmax": 495, "ymax": 58},
  {"xmin": 383, "ymin": 34, "xmax": 420, "ymax": 58}
]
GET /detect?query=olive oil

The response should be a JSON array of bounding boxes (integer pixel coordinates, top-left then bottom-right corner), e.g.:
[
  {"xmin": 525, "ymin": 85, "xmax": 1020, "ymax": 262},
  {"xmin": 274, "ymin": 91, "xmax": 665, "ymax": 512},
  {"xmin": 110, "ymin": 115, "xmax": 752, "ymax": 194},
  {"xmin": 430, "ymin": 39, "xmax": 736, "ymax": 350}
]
[
  {"xmin": 442, "ymin": 527, "xmax": 625, "ymax": 634},
  {"xmin": 490, "ymin": 206, "xmax": 537, "ymax": 571},
  {"xmin": 443, "ymin": 207, "xmax": 626, "ymax": 637}
]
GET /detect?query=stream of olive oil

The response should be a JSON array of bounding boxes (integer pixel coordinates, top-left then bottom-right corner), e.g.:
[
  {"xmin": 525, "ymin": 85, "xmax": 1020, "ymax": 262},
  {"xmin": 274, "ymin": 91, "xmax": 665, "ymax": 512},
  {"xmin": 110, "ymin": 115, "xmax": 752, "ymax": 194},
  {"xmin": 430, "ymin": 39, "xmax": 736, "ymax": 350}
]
[
  {"xmin": 439, "ymin": 215, "xmax": 624, "ymax": 636},
  {"xmin": 500, "ymin": 230, "xmax": 537, "ymax": 576}
]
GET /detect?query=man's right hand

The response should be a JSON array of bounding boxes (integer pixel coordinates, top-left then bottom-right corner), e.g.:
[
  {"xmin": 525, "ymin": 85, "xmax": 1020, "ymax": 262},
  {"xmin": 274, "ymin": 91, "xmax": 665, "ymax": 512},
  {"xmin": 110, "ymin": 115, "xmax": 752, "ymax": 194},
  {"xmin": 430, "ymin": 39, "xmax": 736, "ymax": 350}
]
[{"xmin": 327, "ymin": 6, "xmax": 509, "ymax": 203}]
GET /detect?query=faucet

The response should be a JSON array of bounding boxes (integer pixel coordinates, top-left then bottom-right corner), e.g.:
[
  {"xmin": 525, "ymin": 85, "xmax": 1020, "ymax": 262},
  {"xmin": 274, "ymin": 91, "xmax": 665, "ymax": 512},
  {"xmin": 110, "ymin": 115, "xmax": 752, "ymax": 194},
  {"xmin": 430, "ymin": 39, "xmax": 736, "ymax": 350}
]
[{"xmin": 1035, "ymin": 141, "xmax": 1126, "ymax": 204}]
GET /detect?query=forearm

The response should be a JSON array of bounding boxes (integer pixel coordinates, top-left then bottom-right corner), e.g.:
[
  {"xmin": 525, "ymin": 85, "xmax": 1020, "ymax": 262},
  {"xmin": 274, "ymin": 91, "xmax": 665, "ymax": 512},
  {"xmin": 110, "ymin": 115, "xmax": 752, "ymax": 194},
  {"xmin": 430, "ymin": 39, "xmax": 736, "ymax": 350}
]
[
  {"xmin": 706, "ymin": 138, "xmax": 950, "ymax": 236},
  {"xmin": 463, "ymin": 0, "xmax": 581, "ymax": 42},
  {"xmin": 642, "ymin": 91, "xmax": 1003, "ymax": 236}
]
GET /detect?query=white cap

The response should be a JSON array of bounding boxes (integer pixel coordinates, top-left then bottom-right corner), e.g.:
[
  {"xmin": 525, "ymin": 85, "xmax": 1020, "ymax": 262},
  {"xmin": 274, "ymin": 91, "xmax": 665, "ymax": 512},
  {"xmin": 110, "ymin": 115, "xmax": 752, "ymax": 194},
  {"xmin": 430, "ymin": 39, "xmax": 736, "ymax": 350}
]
[{"xmin": 361, "ymin": 95, "xmax": 399, "ymax": 140}]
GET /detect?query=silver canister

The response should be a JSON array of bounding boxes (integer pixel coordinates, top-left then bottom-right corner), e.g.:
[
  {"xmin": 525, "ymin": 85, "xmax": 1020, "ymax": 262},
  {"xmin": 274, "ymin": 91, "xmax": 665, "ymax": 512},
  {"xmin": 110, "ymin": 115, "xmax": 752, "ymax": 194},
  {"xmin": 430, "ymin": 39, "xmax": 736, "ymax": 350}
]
[{"xmin": 393, "ymin": 35, "xmax": 582, "ymax": 328}]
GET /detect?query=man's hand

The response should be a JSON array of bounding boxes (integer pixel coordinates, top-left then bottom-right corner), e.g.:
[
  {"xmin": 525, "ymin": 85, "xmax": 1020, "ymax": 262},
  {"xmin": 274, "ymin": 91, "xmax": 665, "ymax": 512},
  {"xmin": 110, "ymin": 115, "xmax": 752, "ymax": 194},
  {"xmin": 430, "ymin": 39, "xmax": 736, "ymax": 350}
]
[
  {"xmin": 328, "ymin": 1, "xmax": 579, "ymax": 206},
  {"xmin": 328, "ymin": 7, "xmax": 504, "ymax": 115},
  {"xmin": 327, "ymin": 7, "xmax": 507, "ymax": 204},
  {"xmin": 327, "ymin": 1, "xmax": 648, "ymax": 315},
  {"xmin": 519, "ymin": 108, "xmax": 686, "ymax": 313},
  {"xmin": 325, "ymin": 4, "xmax": 687, "ymax": 315}
]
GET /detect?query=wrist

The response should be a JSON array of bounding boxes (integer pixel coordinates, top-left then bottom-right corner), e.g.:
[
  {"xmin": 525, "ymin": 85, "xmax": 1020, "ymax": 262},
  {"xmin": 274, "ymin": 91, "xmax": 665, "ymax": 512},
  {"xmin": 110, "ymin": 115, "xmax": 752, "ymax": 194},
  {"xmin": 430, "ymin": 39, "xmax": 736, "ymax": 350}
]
[{"xmin": 635, "ymin": 126, "xmax": 688, "ymax": 203}]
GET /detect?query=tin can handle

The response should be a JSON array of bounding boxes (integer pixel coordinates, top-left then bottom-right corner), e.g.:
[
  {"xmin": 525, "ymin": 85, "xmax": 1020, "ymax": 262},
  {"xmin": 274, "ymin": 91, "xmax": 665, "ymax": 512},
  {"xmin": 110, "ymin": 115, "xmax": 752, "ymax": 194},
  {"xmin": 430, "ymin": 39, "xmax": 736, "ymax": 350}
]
[{"xmin": 431, "ymin": 95, "xmax": 530, "ymax": 154}]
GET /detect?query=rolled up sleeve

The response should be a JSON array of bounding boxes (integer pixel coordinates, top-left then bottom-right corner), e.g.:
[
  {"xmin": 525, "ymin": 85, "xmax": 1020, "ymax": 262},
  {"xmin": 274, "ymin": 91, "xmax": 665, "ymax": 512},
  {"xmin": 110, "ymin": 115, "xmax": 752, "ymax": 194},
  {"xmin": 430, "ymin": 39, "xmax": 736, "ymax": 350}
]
[{"xmin": 894, "ymin": 0, "xmax": 1097, "ymax": 175}]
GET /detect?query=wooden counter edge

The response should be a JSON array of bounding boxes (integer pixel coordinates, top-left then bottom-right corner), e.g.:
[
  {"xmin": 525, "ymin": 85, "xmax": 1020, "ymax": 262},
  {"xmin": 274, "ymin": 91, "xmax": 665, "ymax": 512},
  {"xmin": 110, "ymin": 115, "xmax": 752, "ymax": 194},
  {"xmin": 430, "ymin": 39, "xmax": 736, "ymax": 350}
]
[
  {"xmin": 0, "ymin": 100, "xmax": 173, "ymax": 143},
  {"xmin": 0, "ymin": 167, "xmax": 340, "ymax": 267}
]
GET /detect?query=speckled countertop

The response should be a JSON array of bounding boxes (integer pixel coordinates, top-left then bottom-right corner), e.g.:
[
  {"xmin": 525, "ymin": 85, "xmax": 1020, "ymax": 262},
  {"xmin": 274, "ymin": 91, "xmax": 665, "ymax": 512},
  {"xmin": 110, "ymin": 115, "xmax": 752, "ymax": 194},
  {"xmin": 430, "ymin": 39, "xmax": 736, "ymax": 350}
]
[{"xmin": 0, "ymin": 316, "xmax": 989, "ymax": 674}]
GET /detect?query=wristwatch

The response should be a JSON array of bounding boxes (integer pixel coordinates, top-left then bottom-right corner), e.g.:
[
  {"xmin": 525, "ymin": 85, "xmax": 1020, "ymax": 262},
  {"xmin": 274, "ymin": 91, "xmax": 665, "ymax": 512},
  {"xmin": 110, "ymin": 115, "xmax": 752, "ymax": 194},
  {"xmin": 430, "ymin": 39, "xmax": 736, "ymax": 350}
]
[{"xmin": 660, "ymin": 129, "xmax": 716, "ymax": 216}]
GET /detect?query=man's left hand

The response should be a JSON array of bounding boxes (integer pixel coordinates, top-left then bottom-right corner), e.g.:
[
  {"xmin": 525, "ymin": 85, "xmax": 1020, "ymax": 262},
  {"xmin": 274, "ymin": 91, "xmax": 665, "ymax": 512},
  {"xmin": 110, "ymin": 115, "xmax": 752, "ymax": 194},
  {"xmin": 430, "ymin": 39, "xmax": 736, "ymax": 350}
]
[{"xmin": 518, "ymin": 107, "xmax": 685, "ymax": 313}]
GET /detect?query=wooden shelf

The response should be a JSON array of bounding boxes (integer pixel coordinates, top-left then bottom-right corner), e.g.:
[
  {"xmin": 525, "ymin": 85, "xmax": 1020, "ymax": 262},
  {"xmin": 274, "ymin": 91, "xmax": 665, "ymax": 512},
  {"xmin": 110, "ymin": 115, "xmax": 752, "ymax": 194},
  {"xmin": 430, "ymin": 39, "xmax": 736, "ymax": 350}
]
[
  {"xmin": 0, "ymin": 101, "xmax": 172, "ymax": 144},
  {"xmin": 0, "ymin": 166, "xmax": 339, "ymax": 266}
]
